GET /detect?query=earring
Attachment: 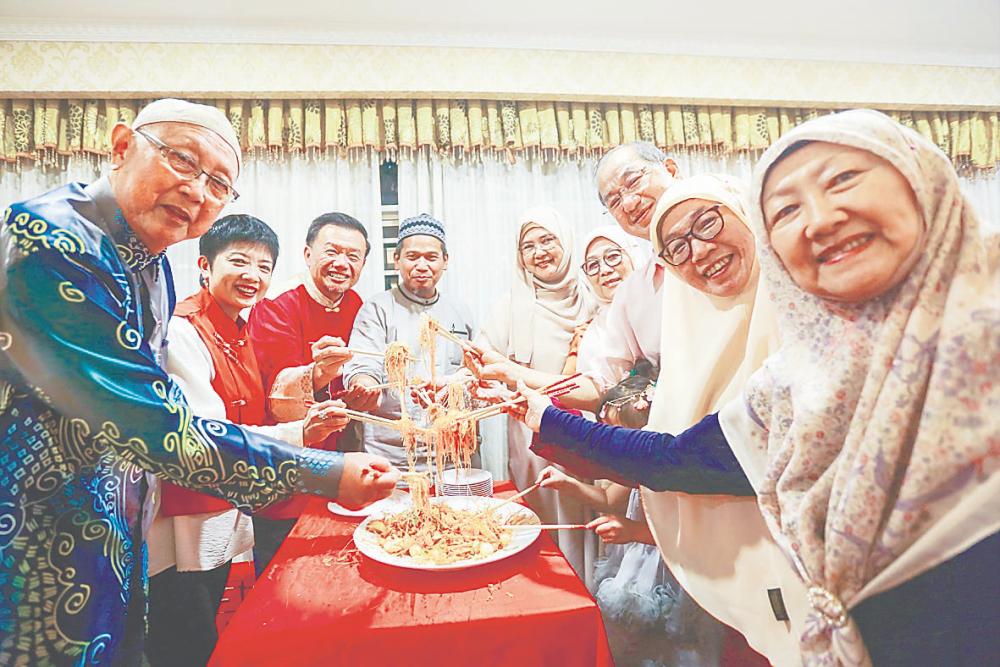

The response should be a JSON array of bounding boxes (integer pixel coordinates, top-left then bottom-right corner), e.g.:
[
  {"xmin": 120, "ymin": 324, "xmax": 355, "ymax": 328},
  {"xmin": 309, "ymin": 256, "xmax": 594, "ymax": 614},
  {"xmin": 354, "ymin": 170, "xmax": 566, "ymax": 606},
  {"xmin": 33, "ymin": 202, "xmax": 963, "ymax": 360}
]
[{"xmin": 199, "ymin": 275, "xmax": 208, "ymax": 288}]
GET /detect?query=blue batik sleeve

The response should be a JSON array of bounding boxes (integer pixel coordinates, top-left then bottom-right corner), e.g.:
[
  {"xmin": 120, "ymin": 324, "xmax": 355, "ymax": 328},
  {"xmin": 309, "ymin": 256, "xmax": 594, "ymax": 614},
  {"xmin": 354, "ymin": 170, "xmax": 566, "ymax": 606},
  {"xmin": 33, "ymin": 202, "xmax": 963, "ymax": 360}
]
[{"xmin": 536, "ymin": 406, "xmax": 754, "ymax": 496}]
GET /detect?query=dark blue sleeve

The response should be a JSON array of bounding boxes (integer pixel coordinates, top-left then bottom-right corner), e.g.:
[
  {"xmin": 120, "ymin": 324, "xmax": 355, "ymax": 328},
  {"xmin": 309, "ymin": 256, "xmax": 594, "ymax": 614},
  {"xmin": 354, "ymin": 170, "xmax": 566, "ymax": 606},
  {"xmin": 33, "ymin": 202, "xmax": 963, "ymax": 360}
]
[{"xmin": 537, "ymin": 406, "xmax": 754, "ymax": 496}]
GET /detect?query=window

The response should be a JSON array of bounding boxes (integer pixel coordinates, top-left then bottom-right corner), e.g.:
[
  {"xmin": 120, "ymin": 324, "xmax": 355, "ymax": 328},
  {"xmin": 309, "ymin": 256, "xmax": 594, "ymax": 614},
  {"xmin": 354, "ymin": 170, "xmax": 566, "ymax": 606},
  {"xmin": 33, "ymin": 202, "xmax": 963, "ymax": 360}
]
[{"xmin": 379, "ymin": 161, "xmax": 399, "ymax": 291}]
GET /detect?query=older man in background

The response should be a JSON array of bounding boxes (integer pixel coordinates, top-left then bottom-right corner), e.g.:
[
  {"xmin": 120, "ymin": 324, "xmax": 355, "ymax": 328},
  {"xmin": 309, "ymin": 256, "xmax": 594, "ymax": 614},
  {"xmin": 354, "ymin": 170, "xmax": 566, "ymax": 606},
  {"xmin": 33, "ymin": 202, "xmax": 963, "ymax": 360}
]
[
  {"xmin": 576, "ymin": 141, "xmax": 679, "ymax": 393},
  {"xmin": 0, "ymin": 98, "xmax": 397, "ymax": 666},
  {"xmin": 343, "ymin": 214, "xmax": 476, "ymax": 471}
]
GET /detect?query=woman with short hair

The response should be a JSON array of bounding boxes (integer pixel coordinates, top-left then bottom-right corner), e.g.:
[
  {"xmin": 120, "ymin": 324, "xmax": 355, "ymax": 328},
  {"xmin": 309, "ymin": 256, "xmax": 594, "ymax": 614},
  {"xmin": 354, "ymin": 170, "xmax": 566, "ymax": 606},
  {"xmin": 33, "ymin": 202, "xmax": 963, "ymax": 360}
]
[{"xmin": 146, "ymin": 214, "xmax": 348, "ymax": 667}]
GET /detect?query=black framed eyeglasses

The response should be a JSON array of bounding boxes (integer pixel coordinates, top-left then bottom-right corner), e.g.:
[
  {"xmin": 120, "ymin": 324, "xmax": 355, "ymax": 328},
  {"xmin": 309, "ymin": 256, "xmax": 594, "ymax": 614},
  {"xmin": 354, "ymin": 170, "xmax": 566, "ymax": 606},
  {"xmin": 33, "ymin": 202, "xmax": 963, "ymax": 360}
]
[
  {"xmin": 659, "ymin": 205, "xmax": 725, "ymax": 266},
  {"xmin": 581, "ymin": 248, "xmax": 625, "ymax": 276},
  {"xmin": 134, "ymin": 128, "xmax": 240, "ymax": 203}
]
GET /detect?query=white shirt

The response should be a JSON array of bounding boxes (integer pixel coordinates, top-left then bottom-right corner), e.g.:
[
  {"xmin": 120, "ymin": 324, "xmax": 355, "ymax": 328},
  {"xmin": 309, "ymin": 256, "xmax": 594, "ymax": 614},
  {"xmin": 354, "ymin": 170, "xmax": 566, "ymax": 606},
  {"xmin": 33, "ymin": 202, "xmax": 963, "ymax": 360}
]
[
  {"xmin": 147, "ymin": 316, "xmax": 304, "ymax": 575},
  {"xmin": 343, "ymin": 285, "xmax": 475, "ymax": 471},
  {"xmin": 577, "ymin": 256, "xmax": 664, "ymax": 392}
]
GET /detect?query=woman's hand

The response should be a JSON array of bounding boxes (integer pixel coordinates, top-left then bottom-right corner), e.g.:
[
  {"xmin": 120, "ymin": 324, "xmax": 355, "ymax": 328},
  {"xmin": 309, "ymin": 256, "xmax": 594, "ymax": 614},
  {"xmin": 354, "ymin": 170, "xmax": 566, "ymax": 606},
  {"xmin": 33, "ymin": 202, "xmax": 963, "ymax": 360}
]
[
  {"xmin": 586, "ymin": 515, "xmax": 634, "ymax": 545},
  {"xmin": 479, "ymin": 358, "xmax": 526, "ymax": 388},
  {"xmin": 471, "ymin": 379, "xmax": 516, "ymax": 404},
  {"xmin": 344, "ymin": 375, "xmax": 382, "ymax": 412},
  {"xmin": 586, "ymin": 515, "xmax": 653, "ymax": 545},
  {"xmin": 302, "ymin": 399, "xmax": 349, "ymax": 445},
  {"xmin": 505, "ymin": 381, "xmax": 551, "ymax": 433},
  {"xmin": 536, "ymin": 465, "xmax": 574, "ymax": 492}
]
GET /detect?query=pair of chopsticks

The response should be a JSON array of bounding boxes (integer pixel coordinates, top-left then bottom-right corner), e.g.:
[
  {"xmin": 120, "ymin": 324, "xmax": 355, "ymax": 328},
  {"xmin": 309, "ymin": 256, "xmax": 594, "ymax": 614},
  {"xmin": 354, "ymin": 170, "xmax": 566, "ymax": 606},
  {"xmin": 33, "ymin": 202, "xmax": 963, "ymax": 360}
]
[
  {"xmin": 307, "ymin": 340, "xmax": 381, "ymax": 359},
  {"xmin": 425, "ymin": 316, "xmax": 475, "ymax": 353},
  {"xmin": 462, "ymin": 373, "xmax": 582, "ymax": 423},
  {"xmin": 349, "ymin": 347, "xmax": 419, "ymax": 363},
  {"xmin": 310, "ymin": 343, "xmax": 416, "ymax": 363},
  {"xmin": 341, "ymin": 408, "xmax": 401, "ymax": 429},
  {"xmin": 346, "ymin": 347, "xmax": 383, "ymax": 358}
]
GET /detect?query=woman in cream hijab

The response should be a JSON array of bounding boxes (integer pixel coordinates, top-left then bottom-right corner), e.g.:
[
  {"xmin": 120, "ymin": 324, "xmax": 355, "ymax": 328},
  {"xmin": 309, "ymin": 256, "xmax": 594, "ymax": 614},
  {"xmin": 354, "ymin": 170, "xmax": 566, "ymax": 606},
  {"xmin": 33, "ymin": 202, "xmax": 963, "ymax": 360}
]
[
  {"xmin": 645, "ymin": 174, "xmax": 808, "ymax": 665},
  {"xmin": 510, "ymin": 110, "xmax": 999, "ymax": 666},
  {"xmin": 479, "ymin": 206, "xmax": 597, "ymax": 579}
]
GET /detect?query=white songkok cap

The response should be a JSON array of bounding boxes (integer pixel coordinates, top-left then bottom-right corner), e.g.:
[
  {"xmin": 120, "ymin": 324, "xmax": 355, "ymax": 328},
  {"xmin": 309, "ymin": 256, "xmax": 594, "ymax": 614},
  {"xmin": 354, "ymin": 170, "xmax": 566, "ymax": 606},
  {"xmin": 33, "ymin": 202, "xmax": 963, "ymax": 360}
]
[{"xmin": 132, "ymin": 98, "xmax": 242, "ymax": 176}]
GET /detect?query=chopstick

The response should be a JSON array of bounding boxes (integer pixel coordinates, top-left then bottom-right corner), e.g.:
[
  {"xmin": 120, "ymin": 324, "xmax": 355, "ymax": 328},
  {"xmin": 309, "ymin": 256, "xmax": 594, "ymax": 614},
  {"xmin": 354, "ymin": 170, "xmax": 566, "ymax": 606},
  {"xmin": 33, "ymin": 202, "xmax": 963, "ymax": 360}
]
[
  {"xmin": 506, "ymin": 524, "xmax": 590, "ymax": 530},
  {"xmin": 539, "ymin": 372, "xmax": 582, "ymax": 395},
  {"xmin": 341, "ymin": 408, "xmax": 401, "ymax": 429},
  {"xmin": 426, "ymin": 316, "xmax": 474, "ymax": 352},
  {"xmin": 461, "ymin": 381, "xmax": 580, "ymax": 422},
  {"xmin": 367, "ymin": 380, "xmax": 399, "ymax": 391},
  {"xmin": 488, "ymin": 482, "xmax": 539, "ymax": 514},
  {"xmin": 347, "ymin": 347, "xmax": 384, "ymax": 358},
  {"xmin": 348, "ymin": 347, "xmax": 419, "ymax": 363}
]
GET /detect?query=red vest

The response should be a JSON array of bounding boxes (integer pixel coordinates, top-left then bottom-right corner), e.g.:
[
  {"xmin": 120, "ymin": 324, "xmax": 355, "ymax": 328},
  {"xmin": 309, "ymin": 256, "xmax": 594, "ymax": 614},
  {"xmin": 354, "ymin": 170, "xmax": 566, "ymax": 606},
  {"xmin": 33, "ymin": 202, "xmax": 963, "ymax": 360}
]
[{"xmin": 160, "ymin": 288, "xmax": 268, "ymax": 517}]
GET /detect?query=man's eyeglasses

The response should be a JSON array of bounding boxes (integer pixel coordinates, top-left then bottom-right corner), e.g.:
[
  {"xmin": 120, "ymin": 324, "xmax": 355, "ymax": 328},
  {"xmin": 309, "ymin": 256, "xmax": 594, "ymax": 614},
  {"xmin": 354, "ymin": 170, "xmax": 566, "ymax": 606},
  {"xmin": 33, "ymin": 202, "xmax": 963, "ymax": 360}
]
[
  {"xmin": 520, "ymin": 234, "xmax": 560, "ymax": 258},
  {"xmin": 603, "ymin": 166, "xmax": 649, "ymax": 216},
  {"xmin": 659, "ymin": 205, "xmax": 725, "ymax": 266},
  {"xmin": 581, "ymin": 248, "xmax": 625, "ymax": 276},
  {"xmin": 134, "ymin": 128, "xmax": 240, "ymax": 203}
]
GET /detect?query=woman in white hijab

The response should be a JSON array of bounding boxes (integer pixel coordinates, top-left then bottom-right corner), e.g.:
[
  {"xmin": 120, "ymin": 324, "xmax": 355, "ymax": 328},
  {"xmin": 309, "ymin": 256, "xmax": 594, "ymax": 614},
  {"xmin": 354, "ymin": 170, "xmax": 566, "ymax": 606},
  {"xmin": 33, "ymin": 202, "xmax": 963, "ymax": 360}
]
[
  {"xmin": 478, "ymin": 206, "xmax": 597, "ymax": 579},
  {"xmin": 510, "ymin": 110, "xmax": 1000, "ymax": 666},
  {"xmin": 573, "ymin": 225, "xmax": 650, "ymax": 373}
]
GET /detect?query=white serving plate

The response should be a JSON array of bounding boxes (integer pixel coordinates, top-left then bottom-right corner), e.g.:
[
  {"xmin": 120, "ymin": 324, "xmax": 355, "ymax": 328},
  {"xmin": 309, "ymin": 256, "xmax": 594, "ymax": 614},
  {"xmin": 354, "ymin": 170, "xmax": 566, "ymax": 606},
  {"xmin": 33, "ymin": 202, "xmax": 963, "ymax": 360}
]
[
  {"xmin": 353, "ymin": 495, "xmax": 541, "ymax": 571},
  {"xmin": 327, "ymin": 488, "xmax": 410, "ymax": 518}
]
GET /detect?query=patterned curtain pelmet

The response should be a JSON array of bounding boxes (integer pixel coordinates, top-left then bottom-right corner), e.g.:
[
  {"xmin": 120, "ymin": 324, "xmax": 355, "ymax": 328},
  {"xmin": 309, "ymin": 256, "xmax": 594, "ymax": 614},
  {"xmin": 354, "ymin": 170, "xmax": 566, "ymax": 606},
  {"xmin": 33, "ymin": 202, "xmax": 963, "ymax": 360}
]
[{"xmin": 2, "ymin": 98, "xmax": 997, "ymax": 171}]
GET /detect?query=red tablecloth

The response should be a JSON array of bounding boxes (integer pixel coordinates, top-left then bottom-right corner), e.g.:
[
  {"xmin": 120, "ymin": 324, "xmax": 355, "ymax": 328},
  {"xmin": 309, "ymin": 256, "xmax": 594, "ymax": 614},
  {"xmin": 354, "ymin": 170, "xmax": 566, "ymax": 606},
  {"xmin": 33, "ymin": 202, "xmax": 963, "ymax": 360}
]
[{"xmin": 210, "ymin": 484, "xmax": 614, "ymax": 666}]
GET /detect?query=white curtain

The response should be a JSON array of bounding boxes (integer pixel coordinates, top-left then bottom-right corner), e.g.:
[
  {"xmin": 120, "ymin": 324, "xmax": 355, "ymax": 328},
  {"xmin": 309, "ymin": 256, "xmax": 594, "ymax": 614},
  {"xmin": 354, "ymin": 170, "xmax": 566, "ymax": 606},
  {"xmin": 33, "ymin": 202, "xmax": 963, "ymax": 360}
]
[
  {"xmin": 0, "ymin": 155, "xmax": 383, "ymax": 302},
  {"xmin": 0, "ymin": 157, "xmax": 105, "ymax": 214}
]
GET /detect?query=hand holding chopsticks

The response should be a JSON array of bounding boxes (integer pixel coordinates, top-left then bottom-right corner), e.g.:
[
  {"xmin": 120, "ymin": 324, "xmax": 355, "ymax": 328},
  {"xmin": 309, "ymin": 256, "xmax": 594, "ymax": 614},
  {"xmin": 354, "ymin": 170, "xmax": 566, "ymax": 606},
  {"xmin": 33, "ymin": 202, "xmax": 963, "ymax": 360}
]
[
  {"xmin": 424, "ymin": 316, "xmax": 476, "ymax": 355},
  {"xmin": 457, "ymin": 373, "xmax": 582, "ymax": 424}
]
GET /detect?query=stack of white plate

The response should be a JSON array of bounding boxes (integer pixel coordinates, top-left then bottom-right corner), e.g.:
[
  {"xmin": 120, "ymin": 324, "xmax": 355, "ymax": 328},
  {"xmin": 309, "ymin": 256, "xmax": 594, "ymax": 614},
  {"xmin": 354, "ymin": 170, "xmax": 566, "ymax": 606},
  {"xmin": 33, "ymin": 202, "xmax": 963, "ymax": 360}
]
[{"xmin": 438, "ymin": 468, "xmax": 493, "ymax": 497}]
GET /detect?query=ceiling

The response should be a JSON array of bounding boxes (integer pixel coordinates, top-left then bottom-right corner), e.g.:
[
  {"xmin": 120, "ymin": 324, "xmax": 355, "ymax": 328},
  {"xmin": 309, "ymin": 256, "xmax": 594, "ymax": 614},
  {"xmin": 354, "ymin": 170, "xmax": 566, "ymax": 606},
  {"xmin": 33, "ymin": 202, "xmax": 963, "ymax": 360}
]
[{"xmin": 2, "ymin": 0, "xmax": 998, "ymax": 67}]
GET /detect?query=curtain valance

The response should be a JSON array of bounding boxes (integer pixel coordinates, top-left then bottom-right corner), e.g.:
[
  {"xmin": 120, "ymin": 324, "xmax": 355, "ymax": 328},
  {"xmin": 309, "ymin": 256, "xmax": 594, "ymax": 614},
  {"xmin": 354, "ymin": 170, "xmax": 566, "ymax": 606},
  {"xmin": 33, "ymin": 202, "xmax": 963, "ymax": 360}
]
[{"xmin": 3, "ymin": 98, "xmax": 997, "ymax": 171}]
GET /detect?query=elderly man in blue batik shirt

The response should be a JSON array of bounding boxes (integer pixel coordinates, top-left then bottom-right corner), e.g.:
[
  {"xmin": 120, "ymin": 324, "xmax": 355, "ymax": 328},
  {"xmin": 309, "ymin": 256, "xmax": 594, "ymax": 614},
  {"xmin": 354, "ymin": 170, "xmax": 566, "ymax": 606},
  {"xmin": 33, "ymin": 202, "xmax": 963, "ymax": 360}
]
[
  {"xmin": 343, "ymin": 214, "xmax": 477, "ymax": 472},
  {"xmin": 0, "ymin": 98, "xmax": 399, "ymax": 666}
]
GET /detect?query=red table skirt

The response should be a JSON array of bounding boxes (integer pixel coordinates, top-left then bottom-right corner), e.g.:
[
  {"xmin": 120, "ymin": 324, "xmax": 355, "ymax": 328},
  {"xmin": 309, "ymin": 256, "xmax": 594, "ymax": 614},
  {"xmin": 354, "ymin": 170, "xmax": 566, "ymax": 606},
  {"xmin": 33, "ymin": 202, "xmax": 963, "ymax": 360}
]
[{"xmin": 210, "ymin": 485, "xmax": 614, "ymax": 666}]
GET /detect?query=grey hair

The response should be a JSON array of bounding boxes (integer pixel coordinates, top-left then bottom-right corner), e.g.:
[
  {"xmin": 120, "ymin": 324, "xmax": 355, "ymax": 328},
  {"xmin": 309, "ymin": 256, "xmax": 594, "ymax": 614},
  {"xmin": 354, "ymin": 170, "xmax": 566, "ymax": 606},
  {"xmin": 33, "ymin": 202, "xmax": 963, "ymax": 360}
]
[{"xmin": 594, "ymin": 141, "xmax": 670, "ymax": 205}]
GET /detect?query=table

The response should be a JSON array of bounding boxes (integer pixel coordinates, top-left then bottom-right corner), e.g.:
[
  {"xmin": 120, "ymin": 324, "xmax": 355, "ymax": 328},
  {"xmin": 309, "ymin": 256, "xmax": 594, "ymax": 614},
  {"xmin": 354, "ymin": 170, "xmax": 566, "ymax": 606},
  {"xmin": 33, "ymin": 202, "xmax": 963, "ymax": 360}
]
[{"xmin": 210, "ymin": 484, "xmax": 614, "ymax": 666}]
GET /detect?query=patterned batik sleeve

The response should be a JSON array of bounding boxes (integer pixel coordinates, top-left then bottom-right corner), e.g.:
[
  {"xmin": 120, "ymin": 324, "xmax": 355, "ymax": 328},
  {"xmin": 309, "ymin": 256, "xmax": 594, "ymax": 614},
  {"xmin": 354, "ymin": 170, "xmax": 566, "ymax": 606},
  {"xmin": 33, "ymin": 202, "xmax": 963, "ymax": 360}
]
[{"xmin": 0, "ymin": 242, "xmax": 341, "ymax": 512}]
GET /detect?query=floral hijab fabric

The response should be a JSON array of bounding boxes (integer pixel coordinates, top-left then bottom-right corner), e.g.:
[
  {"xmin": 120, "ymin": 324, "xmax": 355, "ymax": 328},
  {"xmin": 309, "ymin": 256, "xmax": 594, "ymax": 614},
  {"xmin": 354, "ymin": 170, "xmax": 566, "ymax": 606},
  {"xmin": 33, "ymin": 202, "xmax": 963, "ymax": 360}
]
[{"xmin": 742, "ymin": 109, "xmax": 1000, "ymax": 665}]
